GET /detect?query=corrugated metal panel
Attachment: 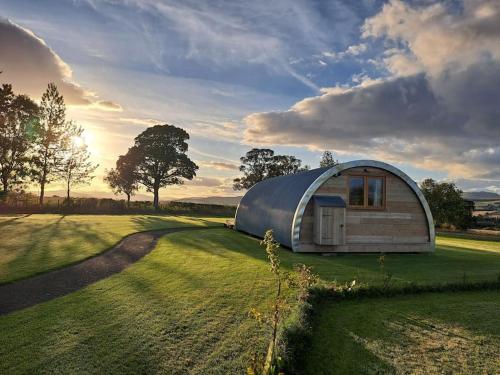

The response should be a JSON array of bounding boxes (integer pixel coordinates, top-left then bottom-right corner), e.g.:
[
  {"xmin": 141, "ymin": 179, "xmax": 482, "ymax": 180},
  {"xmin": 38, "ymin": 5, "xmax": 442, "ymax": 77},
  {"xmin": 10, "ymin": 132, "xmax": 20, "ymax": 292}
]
[
  {"xmin": 313, "ymin": 195, "xmax": 346, "ymax": 207},
  {"xmin": 234, "ymin": 167, "xmax": 329, "ymax": 248}
]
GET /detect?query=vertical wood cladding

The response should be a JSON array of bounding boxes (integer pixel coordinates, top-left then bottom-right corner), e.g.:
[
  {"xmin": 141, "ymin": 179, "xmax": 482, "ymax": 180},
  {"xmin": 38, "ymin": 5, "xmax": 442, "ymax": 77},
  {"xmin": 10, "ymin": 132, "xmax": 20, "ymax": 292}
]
[{"xmin": 299, "ymin": 167, "xmax": 430, "ymax": 252}]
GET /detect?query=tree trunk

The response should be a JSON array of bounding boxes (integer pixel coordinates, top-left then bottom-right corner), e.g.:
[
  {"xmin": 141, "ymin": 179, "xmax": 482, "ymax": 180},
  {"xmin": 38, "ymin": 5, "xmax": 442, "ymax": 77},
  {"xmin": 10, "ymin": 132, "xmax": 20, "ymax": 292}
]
[
  {"xmin": 153, "ymin": 187, "xmax": 159, "ymax": 211},
  {"xmin": 126, "ymin": 193, "xmax": 131, "ymax": 208},
  {"xmin": 1, "ymin": 176, "xmax": 8, "ymax": 194},
  {"xmin": 39, "ymin": 178, "xmax": 45, "ymax": 206},
  {"xmin": 66, "ymin": 179, "xmax": 71, "ymax": 207},
  {"xmin": 39, "ymin": 158, "xmax": 48, "ymax": 206},
  {"xmin": 39, "ymin": 149, "xmax": 50, "ymax": 206}
]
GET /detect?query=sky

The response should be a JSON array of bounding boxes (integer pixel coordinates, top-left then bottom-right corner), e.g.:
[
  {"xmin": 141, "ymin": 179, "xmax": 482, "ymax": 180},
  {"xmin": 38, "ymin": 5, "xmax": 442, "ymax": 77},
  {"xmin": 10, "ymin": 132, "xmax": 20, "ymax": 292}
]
[{"xmin": 0, "ymin": 0, "xmax": 499, "ymax": 199}]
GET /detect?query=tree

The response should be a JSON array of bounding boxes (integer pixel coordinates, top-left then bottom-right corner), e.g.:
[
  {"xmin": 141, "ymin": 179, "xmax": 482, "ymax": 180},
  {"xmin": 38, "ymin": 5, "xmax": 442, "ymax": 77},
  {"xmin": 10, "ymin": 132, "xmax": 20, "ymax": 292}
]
[
  {"xmin": 31, "ymin": 83, "xmax": 72, "ymax": 205},
  {"xmin": 233, "ymin": 148, "xmax": 309, "ymax": 190},
  {"xmin": 104, "ymin": 152, "xmax": 140, "ymax": 207},
  {"xmin": 130, "ymin": 124, "xmax": 198, "ymax": 210},
  {"xmin": 319, "ymin": 150, "xmax": 339, "ymax": 168},
  {"xmin": 268, "ymin": 155, "xmax": 309, "ymax": 177},
  {"xmin": 57, "ymin": 125, "xmax": 98, "ymax": 206},
  {"xmin": 420, "ymin": 178, "xmax": 472, "ymax": 229},
  {"xmin": 233, "ymin": 148, "xmax": 274, "ymax": 190},
  {"xmin": 0, "ymin": 84, "xmax": 39, "ymax": 193}
]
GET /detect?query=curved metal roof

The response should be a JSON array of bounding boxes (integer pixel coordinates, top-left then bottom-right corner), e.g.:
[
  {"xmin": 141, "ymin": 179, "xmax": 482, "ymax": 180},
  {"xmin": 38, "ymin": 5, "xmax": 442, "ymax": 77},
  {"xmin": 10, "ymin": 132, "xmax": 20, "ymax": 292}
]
[
  {"xmin": 235, "ymin": 160, "xmax": 435, "ymax": 251},
  {"xmin": 235, "ymin": 167, "xmax": 329, "ymax": 247}
]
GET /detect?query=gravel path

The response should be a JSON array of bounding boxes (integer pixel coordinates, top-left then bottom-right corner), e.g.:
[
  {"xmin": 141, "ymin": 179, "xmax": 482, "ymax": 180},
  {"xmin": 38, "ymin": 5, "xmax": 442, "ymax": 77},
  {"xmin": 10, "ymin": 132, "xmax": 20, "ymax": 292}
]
[{"xmin": 0, "ymin": 227, "xmax": 212, "ymax": 315}]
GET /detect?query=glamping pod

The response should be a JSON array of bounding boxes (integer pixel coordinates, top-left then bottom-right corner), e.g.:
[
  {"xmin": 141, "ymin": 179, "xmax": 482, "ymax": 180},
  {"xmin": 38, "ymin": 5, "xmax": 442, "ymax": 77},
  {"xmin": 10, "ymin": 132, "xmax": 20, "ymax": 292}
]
[{"xmin": 235, "ymin": 160, "xmax": 434, "ymax": 253}]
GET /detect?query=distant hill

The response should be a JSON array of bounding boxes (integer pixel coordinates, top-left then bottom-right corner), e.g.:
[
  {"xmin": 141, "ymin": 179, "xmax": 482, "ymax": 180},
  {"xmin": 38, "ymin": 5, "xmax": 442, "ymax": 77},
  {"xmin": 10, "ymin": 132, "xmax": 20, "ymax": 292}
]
[
  {"xmin": 28, "ymin": 190, "xmax": 243, "ymax": 206},
  {"xmin": 39, "ymin": 190, "xmax": 153, "ymax": 201},
  {"xmin": 463, "ymin": 191, "xmax": 500, "ymax": 201},
  {"xmin": 174, "ymin": 196, "xmax": 242, "ymax": 206}
]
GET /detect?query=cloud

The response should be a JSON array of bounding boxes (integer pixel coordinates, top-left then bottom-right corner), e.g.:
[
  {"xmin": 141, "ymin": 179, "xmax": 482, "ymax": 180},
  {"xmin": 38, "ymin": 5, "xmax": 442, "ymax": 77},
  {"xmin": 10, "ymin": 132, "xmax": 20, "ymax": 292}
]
[
  {"xmin": 189, "ymin": 121, "xmax": 243, "ymax": 141},
  {"xmin": 185, "ymin": 176, "xmax": 224, "ymax": 187},
  {"xmin": 0, "ymin": 18, "xmax": 119, "ymax": 109},
  {"xmin": 198, "ymin": 161, "xmax": 239, "ymax": 171},
  {"xmin": 119, "ymin": 117, "xmax": 161, "ymax": 126},
  {"xmin": 244, "ymin": 0, "xmax": 500, "ymax": 181},
  {"xmin": 120, "ymin": 0, "xmax": 323, "ymax": 91},
  {"xmin": 322, "ymin": 43, "xmax": 367, "ymax": 61},
  {"xmin": 362, "ymin": 0, "xmax": 500, "ymax": 76},
  {"xmin": 92, "ymin": 100, "xmax": 123, "ymax": 112}
]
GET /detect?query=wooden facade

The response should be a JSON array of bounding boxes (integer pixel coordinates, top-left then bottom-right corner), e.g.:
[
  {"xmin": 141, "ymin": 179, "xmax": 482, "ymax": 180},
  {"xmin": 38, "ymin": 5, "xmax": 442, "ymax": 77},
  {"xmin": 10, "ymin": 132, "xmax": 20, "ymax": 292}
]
[{"xmin": 299, "ymin": 167, "xmax": 432, "ymax": 252}]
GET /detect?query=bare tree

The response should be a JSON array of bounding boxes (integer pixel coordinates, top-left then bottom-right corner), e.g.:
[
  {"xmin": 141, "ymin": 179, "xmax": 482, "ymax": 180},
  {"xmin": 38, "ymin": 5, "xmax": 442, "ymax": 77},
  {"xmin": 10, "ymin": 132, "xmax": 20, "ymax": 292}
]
[{"xmin": 57, "ymin": 125, "xmax": 98, "ymax": 206}]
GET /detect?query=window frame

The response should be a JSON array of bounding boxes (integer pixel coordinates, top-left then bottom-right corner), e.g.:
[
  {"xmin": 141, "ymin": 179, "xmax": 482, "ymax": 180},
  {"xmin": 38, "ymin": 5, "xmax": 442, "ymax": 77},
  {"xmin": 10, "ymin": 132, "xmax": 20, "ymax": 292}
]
[{"xmin": 347, "ymin": 175, "xmax": 386, "ymax": 210}]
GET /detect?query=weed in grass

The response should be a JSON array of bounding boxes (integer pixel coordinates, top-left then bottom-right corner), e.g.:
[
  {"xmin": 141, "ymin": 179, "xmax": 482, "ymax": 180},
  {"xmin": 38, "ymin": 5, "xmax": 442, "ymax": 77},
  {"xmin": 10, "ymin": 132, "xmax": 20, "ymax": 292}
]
[
  {"xmin": 248, "ymin": 229, "xmax": 290, "ymax": 375},
  {"xmin": 248, "ymin": 231, "xmax": 321, "ymax": 375},
  {"xmin": 378, "ymin": 253, "xmax": 393, "ymax": 290}
]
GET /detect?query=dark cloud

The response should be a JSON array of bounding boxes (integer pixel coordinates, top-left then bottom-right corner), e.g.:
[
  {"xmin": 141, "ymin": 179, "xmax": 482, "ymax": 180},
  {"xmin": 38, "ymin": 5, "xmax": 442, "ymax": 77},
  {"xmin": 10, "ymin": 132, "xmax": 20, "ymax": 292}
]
[
  {"xmin": 244, "ymin": 1, "xmax": 500, "ymax": 181},
  {"xmin": 244, "ymin": 63, "xmax": 500, "ymax": 179},
  {"xmin": 0, "ymin": 18, "xmax": 120, "ymax": 109}
]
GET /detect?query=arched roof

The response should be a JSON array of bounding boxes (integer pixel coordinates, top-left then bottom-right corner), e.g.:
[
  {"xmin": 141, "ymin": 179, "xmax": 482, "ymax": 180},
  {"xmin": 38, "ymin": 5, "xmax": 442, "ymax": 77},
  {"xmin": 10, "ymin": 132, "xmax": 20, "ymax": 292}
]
[
  {"xmin": 235, "ymin": 160, "xmax": 435, "ymax": 251},
  {"xmin": 235, "ymin": 167, "xmax": 330, "ymax": 247}
]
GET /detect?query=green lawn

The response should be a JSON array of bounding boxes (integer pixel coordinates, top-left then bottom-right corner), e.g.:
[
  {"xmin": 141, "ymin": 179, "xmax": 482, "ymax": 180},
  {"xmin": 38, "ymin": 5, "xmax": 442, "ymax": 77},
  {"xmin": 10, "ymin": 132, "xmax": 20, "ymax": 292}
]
[
  {"xmin": 302, "ymin": 290, "xmax": 500, "ymax": 374},
  {"xmin": 0, "ymin": 214, "xmax": 225, "ymax": 284},
  {"xmin": 279, "ymin": 233, "xmax": 500, "ymax": 286},
  {"xmin": 0, "ymin": 229, "xmax": 276, "ymax": 374},
  {"xmin": 0, "ymin": 223, "xmax": 499, "ymax": 373}
]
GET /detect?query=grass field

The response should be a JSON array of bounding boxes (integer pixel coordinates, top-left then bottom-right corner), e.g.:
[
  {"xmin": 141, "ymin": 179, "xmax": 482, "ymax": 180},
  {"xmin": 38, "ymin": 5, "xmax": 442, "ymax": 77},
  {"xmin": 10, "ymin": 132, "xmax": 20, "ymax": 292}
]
[
  {"xmin": 0, "ymin": 214, "xmax": 225, "ymax": 284},
  {"xmin": 1, "ymin": 214, "xmax": 499, "ymax": 286},
  {"xmin": 281, "ymin": 233, "xmax": 500, "ymax": 286},
  {"xmin": 302, "ymin": 290, "xmax": 500, "ymax": 374},
  {"xmin": 0, "ymin": 229, "xmax": 275, "ymax": 374},
  {"xmin": 0, "ymin": 218, "xmax": 499, "ymax": 373}
]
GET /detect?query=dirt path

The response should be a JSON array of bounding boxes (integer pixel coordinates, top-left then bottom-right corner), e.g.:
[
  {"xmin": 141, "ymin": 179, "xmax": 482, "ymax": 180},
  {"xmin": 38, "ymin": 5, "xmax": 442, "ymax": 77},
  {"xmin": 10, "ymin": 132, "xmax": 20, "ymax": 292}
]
[{"xmin": 0, "ymin": 227, "xmax": 213, "ymax": 315}]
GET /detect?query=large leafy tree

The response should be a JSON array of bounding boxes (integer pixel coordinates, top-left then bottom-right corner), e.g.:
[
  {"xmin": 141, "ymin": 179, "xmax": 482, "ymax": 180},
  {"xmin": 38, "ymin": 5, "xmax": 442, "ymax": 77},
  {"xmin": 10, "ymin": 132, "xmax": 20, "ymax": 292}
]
[
  {"xmin": 233, "ymin": 148, "xmax": 309, "ymax": 190},
  {"xmin": 129, "ymin": 124, "xmax": 198, "ymax": 210},
  {"xmin": 268, "ymin": 155, "xmax": 307, "ymax": 176},
  {"xmin": 420, "ymin": 178, "xmax": 472, "ymax": 229},
  {"xmin": 57, "ymin": 125, "xmax": 98, "ymax": 206},
  {"xmin": 0, "ymin": 84, "xmax": 39, "ymax": 193},
  {"xmin": 31, "ymin": 83, "xmax": 72, "ymax": 205},
  {"xmin": 319, "ymin": 150, "xmax": 339, "ymax": 168},
  {"xmin": 104, "ymin": 152, "xmax": 140, "ymax": 207}
]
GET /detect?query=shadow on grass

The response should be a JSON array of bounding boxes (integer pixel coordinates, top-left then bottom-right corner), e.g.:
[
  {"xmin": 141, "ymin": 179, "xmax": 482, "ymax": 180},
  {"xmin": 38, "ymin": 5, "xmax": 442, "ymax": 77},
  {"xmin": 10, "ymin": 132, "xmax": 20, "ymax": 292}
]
[
  {"xmin": 2, "ymin": 227, "xmax": 497, "ymax": 374},
  {"xmin": 1, "ymin": 215, "xmax": 117, "ymax": 284},
  {"xmin": 0, "ymin": 214, "xmax": 223, "ymax": 285},
  {"xmin": 130, "ymin": 215, "xmax": 224, "ymax": 230},
  {"xmin": 0, "ymin": 214, "xmax": 32, "ymax": 228},
  {"xmin": 0, "ymin": 230, "xmax": 272, "ymax": 374}
]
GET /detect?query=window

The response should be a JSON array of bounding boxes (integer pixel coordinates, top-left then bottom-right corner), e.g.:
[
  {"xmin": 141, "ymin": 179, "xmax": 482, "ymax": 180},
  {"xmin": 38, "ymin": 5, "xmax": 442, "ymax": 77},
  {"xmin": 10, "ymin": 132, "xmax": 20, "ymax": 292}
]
[
  {"xmin": 348, "ymin": 176, "xmax": 385, "ymax": 209},
  {"xmin": 368, "ymin": 177, "xmax": 384, "ymax": 207},
  {"xmin": 348, "ymin": 176, "xmax": 364, "ymax": 206}
]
